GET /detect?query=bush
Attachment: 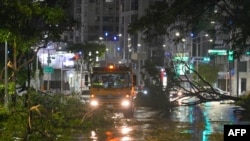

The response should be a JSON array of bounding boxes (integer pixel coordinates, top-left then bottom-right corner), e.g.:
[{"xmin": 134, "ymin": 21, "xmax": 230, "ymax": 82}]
[
  {"xmin": 0, "ymin": 90, "xmax": 114, "ymax": 141},
  {"xmin": 235, "ymin": 94, "xmax": 250, "ymax": 119}
]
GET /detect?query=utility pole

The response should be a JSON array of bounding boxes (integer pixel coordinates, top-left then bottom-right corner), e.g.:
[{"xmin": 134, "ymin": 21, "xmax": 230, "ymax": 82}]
[
  {"xmin": 47, "ymin": 50, "xmax": 51, "ymax": 91},
  {"xmin": 36, "ymin": 54, "xmax": 39, "ymax": 94},
  {"xmin": 236, "ymin": 59, "xmax": 239, "ymax": 97},
  {"xmin": 4, "ymin": 40, "xmax": 8, "ymax": 108},
  {"xmin": 196, "ymin": 41, "xmax": 199, "ymax": 81}
]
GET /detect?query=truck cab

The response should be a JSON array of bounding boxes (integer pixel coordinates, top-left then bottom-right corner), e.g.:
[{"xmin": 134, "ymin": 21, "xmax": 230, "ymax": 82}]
[{"xmin": 87, "ymin": 64, "xmax": 136, "ymax": 118}]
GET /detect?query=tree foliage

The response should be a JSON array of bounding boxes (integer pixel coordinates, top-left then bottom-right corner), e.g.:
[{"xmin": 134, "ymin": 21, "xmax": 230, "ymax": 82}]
[
  {"xmin": 128, "ymin": 0, "xmax": 250, "ymax": 58},
  {"xmin": 140, "ymin": 58, "xmax": 240, "ymax": 108},
  {"xmin": 197, "ymin": 64, "xmax": 219, "ymax": 84},
  {"xmin": 0, "ymin": 0, "xmax": 76, "ymax": 77},
  {"xmin": 0, "ymin": 90, "xmax": 113, "ymax": 140},
  {"xmin": 235, "ymin": 93, "xmax": 250, "ymax": 119},
  {"xmin": 0, "ymin": 0, "xmax": 75, "ymax": 42},
  {"xmin": 126, "ymin": 0, "xmax": 250, "ymax": 107},
  {"xmin": 0, "ymin": 0, "xmax": 76, "ymax": 105}
]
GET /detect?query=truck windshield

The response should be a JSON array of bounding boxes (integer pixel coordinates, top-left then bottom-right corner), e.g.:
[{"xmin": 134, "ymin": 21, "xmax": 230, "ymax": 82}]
[{"xmin": 91, "ymin": 73, "xmax": 130, "ymax": 88}]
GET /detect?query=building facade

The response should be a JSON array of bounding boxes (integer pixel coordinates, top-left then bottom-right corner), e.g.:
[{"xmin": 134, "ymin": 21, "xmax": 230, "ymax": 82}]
[{"xmin": 58, "ymin": 0, "xmax": 250, "ymax": 95}]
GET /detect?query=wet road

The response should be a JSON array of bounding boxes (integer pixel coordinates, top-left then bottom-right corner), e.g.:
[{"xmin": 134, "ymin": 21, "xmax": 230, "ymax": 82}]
[
  {"xmin": 76, "ymin": 102, "xmax": 249, "ymax": 141},
  {"xmin": 76, "ymin": 107, "xmax": 167, "ymax": 141},
  {"xmin": 171, "ymin": 101, "xmax": 250, "ymax": 140}
]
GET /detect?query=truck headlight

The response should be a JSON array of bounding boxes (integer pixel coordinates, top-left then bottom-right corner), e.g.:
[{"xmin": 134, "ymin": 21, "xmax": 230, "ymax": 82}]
[
  {"xmin": 121, "ymin": 100, "xmax": 130, "ymax": 107},
  {"xmin": 90, "ymin": 100, "xmax": 99, "ymax": 106}
]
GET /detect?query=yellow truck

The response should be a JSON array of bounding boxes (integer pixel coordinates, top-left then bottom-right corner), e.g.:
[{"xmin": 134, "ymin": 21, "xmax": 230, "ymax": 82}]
[{"xmin": 88, "ymin": 64, "xmax": 136, "ymax": 118}]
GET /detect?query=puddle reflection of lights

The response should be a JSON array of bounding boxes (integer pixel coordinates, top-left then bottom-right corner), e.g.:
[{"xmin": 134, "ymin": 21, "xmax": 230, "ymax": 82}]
[
  {"xmin": 202, "ymin": 102, "xmax": 212, "ymax": 141},
  {"xmin": 121, "ymin": 136, "xmax": 132, "ymax": 141},
  {"xmin": 189, "ymin": 106, "xmax": 193, "ymax": 123},
  {"xmin": 90, "ymin": 130, "xmax": 98, "ymax": 140},
  {"xmin": 120, "ymin": 126, "xmax": 132, "ymax": 135}
]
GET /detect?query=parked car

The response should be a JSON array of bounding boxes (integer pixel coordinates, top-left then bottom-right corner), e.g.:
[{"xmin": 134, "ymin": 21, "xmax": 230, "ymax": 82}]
[
  {"xmin": 203, "ymin": 87, "xmax": 228, "ymax": 95},
  {"xmin": 213, "ymin": 87, "xmax": 229, "ymax": 95},
  {"xmin": 213, "ymin": 88, "xmax": 234, "ymax": 104},
  {"xmin": 135, "ymin": 85, "xmax": 148, "ymax": 95},
  {"xmin": 201, "ymin": 87, "xmax": 228, "ymax": 100},
  {"xmin": 177, "ymin": 96, "xmax": 199, "ymax": 105},
  {"xmin": 169, "ymin": 87, "xmax": 183, "ymax": 96},
  {"xmin": 168, "ymin": 87, "xmax": 183, "ymax": 102},
  {"xmin": 79, "ymin": 90, "xmax": 90, "ymax": 103}
]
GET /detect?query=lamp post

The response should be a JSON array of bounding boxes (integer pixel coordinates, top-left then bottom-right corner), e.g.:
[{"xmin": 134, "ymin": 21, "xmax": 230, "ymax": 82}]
[
  {"xmin": 36, "ymin": 54, "xmax": 39, "ymax": 94},
  {"xmin": 117, "ymin": 34, "xmax": 122, "ymax": 58},
  {"xmin": 80, "ymin": 57, "xmax": 83, "ymax": 95},
  {"xmin": 104, "ymin": 32, "xmax": 108, "ymax": 62},
  {"xmin": 47, "ymin": 50, "xmax": 51, "ymax": 91},
  {"xmin": 60, "ymin": 56, "xmax": 64, "ymax": 95},
  {"xmin": 99, "ymin": 36, "xmax": 104, "ymax": 61},
  {"xmin": 61, "ymin": 56, "xmax": 64, "ymax": 103},
  {"xmin": 137, "ymin": 43, "xmax": 141, "ymax": 86},
  {"xmin": 4, "ymin": 32, "xmax": 10, "ymax": 108},
  {"xmin": 191, "ymin": 33, "xmax": 212, "ymax": 81},
  {"xmin": 127, "ymin": 37, "xmax": 131, "ymax": 65},
  {"xmin": 195, "ymin": 40, "xmax": 213, "ymax": 81}
]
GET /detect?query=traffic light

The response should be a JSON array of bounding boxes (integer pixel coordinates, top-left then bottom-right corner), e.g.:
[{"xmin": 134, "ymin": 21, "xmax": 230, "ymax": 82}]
[
  {"xmin": 246, "ymin": 50, "xmax": 250, "ymax": 55},
  {"xmin": 228, "ymin": 50, "xmax": 234, "ymax": 62},
  {"xmin": 203, "ymin": 57, "xmax": 210, "ymax": 63}
]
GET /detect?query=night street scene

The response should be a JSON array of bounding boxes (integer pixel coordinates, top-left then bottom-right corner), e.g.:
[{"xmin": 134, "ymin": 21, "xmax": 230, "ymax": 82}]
[{"xmin": 1, "ymin": 0, "xmax": 250, "ymax": 141}]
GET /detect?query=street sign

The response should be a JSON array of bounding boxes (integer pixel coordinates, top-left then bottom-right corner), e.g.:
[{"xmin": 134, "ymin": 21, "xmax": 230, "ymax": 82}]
[
  {"xmin": 208, "ymin": 49, "xmax": 227, "ymax": 55},
  {"xmin": 228, "ymin": 50, "xmax": 234, "ymax": 62},
  {"xmin": 173, "ymin": 56, "xmax": 189, "ymax": 61},
  {"xmin": 44, "ymin": 66, "xmax": 54, "ymax": 73},
  {"xmin": 191, "ymin": 57, "xmax": 210, "ymax": 63},
  {"xmin": 193, "ymin": 57, "xmax": 204, "ymax": 61}
]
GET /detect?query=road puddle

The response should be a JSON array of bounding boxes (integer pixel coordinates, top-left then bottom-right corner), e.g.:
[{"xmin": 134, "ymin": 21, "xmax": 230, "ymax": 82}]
[
  {"xmin": 73, "ymin": 104, "xmax": 250, "ymax": 141},
  {"xmin": 74, "ymin": 107, "xmax": 193, "ymax": 141}
]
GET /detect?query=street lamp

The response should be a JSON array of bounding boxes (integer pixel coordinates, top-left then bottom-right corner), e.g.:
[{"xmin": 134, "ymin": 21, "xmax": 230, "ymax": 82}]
[
  {"xmin": 191, "ymin": 33, "xmax": 213, "ymax": 81},
  {"xmin": 137, "ymin": 43, "xmax": 142, "ymax": 86},
  {"xmin": 191, "ymin": 33, "xmax": 209, "ymax": 56},
  {"xmin": 104, "ymin": 32, "xmax": 109, "ymax": 62},
  {"xmin": 125, "ymin": 37, "xmax": 132, "ymax": 65}
]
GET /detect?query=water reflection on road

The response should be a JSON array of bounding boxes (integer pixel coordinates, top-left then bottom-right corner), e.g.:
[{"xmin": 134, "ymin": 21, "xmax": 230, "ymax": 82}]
[
  {"xmin": 77, "ymin": 103, "xmax": 249, "ymax": 141},
  {"xmin": 76, "ymin": 107, "xmax": 165, "ymax": 141},
  {"xmin": 172, "ymin": 102, "xmax": 250, "ymax": 141},
  {"xmin": 89, "ymin": 126, "xmax": 135, "ymax": 141}
]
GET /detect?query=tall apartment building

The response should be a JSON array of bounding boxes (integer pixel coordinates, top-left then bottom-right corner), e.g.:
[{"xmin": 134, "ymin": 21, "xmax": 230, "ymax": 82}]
[
  {"xmin": 68, "ymin": 0, "xmax": 119, "ymax": 42},
  {"xmin": 65, "ymin": 0, "xmax": 164, "ymax": 62}
]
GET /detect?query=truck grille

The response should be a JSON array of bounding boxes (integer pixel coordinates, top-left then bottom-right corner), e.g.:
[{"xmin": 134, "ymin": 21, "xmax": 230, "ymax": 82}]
[
  {"xmin": 94, "ymin": 95, "xmax": 130, "ymax": 110},
  {"xmin": 96, "ymin": 95, "xmax": 123, "ymax": 99}
]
